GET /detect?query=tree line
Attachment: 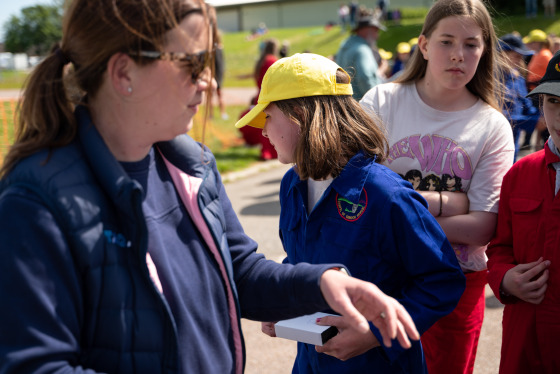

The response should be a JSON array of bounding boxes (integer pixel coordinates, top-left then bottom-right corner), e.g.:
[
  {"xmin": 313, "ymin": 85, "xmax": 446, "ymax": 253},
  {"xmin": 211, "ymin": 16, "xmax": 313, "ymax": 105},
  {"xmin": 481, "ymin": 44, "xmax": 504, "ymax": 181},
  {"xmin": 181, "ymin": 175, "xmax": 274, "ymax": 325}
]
[
  {"xmin": 3, "ymin": 3, "xmax": 62, "ymax": 56},
  {"xmin": 0, "ymin": 0, "xmax": 536, "ymax": 56}
]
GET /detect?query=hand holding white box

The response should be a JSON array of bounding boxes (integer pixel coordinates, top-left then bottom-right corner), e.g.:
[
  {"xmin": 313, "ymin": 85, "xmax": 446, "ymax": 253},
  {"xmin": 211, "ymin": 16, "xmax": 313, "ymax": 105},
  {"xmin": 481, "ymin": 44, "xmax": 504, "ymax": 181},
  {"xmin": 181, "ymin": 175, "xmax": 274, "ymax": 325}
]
[{"xmin": 274, "ymin": 312, "xmax": 339, "ymax": 346}]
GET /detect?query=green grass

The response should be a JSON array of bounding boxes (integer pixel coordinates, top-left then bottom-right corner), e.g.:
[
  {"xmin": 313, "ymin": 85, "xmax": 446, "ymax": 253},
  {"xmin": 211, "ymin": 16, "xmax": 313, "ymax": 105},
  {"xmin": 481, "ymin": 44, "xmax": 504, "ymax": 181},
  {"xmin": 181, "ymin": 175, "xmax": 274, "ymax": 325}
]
[
  {"xmin": 0, "ymin": 70, "xmax": 28, "ymax": 90},
  {"xmin": 2, "ymin": 11, "xmax": 560, "ymax": 173},
  {"xmin": 0, "ymin": 101, "xmax": 263, "ymax": 174},
  {"xmin": 222, "ymin": 12, "xmax": 560, "ymax": 87},
  {"xmin": 194, "ymin": 104, "xmax": 265, "ymax": 174},
  {"xmin": 0, "ymin": 99, "xmax": 18, "ymax": 164},
  {"xmin": 214, "ymin": 146, "xmax": 261, "ymax": 174}
]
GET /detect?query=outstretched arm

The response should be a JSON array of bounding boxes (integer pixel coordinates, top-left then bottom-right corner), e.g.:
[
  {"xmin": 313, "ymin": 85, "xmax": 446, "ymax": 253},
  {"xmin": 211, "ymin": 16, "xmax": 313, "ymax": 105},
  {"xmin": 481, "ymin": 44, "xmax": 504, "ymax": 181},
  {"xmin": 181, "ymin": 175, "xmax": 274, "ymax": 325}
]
[
  {"xmin": 260, "ymin": 269, "xmax": 420, "ymax": 351},
  {"xmin": 319, "ymin": 269, "xmax": 419, "ymax": 349}
]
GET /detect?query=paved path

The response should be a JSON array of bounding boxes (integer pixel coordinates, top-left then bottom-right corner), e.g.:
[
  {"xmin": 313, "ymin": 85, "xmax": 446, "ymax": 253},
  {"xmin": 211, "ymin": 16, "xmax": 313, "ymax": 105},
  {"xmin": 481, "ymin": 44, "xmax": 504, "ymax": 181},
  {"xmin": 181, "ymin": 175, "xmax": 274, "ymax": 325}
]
[
  {"xmin": 223, "ymin": 162, "xmax": 503, "ymax": 374},
  {"xmin": 0, "ymin": 89, "xmax": 21, "ymax": 99},
  {"xmin": 0, "ymin": 87, "xmax": 258, "ymax": 104},
  {"xmin": 221, "ymin": 87, "xmax": 257, "ymax": 106}
]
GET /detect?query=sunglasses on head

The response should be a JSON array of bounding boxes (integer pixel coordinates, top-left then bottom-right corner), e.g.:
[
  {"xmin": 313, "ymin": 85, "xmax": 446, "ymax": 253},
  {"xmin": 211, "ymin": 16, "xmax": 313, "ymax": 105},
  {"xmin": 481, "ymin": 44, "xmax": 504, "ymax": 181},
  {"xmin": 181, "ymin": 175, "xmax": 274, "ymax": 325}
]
[{"xmin": 129, "ymin": 49, "xmax": 211, "ymax": 83}]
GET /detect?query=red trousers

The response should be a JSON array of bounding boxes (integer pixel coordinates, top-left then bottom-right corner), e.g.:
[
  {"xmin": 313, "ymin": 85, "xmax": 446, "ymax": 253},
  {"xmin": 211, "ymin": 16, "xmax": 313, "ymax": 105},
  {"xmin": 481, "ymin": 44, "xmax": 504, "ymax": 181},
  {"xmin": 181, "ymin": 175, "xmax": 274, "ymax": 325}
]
[
  {"xmin": 238, "ymin": 109, "xmax": 277, "ymax": 161},
  {"xmin": 421, "ymin": 270, "xmax": 487, "ymax": 374}
]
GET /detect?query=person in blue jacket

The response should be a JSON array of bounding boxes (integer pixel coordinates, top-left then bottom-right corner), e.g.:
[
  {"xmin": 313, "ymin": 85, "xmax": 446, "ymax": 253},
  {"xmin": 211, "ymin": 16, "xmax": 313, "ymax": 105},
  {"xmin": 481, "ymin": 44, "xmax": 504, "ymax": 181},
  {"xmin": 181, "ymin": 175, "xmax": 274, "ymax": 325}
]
[
  {"xmin": 0, "ymin": 1, "xmax": 421, "ymax": 373},
  {"xmin": 499, "ymin": 33, "xmax": 540, "ymax": 161},
  {"xmin": 235, "ymin": 53, "xmax": 465, "ymax": 374},
  {"xmin": 336, "ymin": 8, "xmax": 387, "ymax": 100}
]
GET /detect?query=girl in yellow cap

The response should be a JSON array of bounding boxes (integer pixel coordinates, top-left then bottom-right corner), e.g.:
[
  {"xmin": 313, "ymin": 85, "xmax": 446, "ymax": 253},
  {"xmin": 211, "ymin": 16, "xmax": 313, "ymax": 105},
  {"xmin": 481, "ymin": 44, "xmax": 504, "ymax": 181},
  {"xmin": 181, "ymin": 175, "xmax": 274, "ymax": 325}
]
[
  {"xmin": 0, "ymin": 1, "xmax": 420, "ymax": 372},
  {"xmin": 236, "ymin": 52, "xmax": 465, "ymax": 374}
]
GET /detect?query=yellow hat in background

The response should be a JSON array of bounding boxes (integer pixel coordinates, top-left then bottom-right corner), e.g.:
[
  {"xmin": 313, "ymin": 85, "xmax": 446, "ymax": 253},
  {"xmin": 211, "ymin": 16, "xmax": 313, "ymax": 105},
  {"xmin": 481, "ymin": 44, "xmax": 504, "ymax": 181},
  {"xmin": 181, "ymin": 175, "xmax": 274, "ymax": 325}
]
[
  {"xmin": 378, "ymin": 48, "xmax": 393, "ymax": 60},
  {"xmin": 524, "ymin": 29, "xmax": 548, "ymax": 43},
  {"xmin": 235, "ymin": 53, "xmax": 353, "ymax": 129},
  {"xmin": 396, "ymin": 42, "xmax": 411, "ymax": 54},
  {"xmin": 408, "ymin": 37, "xmax": 419, "ymax": 47}
]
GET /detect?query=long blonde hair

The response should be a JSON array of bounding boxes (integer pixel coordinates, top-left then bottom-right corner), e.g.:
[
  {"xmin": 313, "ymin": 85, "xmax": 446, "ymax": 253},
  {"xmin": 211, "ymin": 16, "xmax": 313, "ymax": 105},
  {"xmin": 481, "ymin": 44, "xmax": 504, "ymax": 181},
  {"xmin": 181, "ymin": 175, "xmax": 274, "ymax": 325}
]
[
  {"xmin": 396, "ymin": 0, "xmax": 506, "ymax": 111},
  {"xmin": 1, "ymin": 0, "xmax": 209, "ymax": 177},
  {"xmin": 274, "ymin": 69, "xmax": 388, "ymax": 180}
]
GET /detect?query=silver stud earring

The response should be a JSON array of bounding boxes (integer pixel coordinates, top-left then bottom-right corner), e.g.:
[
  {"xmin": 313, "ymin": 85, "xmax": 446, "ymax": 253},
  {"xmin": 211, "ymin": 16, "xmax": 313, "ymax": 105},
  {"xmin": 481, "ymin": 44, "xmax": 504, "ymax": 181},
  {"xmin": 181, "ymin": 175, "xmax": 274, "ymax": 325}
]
[{"xmin": 127, "ymin": 87, "xmax": 132, "ymax": 93}]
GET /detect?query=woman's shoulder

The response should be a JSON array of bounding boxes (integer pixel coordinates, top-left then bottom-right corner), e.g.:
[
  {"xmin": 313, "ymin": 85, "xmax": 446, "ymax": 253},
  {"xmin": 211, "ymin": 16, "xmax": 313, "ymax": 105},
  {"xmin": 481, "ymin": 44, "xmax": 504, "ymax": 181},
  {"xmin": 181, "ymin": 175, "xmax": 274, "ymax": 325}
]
[{"xmin": 5, "ymin": 142, "xmax": 85, "ymax": 186}]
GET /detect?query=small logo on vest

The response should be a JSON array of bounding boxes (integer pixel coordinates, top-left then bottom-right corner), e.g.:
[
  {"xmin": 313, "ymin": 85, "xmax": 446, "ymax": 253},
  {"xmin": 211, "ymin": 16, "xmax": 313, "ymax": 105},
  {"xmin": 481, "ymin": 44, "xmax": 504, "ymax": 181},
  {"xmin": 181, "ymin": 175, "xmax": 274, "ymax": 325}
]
[
  {"xmin": 336, "ymin": 189, "xmax": 367, "ymax": 222},
  {"xmin": 103, "ymin": 230, "xmax": 132, "ymax": 248}
]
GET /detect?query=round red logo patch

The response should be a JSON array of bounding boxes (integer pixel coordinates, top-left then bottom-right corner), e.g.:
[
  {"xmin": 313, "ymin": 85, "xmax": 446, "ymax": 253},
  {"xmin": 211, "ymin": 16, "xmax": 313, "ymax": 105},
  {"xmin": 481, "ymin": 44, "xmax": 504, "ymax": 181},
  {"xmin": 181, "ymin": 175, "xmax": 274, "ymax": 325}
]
[{"xmin": 335, "ymin": 189, "xmax": 368, "ymax": 222}]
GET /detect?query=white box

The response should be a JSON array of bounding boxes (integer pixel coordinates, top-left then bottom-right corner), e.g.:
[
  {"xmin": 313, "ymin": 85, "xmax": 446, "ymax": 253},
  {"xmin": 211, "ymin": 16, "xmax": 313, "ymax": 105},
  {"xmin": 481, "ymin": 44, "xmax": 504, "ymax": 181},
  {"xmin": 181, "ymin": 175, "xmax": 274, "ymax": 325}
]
[{"xmin": 274, "ymin": 312, "xmax": 338, "ymax": 346}]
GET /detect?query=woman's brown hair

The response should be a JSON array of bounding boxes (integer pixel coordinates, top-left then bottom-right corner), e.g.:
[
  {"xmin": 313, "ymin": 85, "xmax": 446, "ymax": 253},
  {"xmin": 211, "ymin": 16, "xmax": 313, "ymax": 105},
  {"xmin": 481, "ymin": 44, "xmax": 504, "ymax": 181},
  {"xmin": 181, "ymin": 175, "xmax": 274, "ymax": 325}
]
[
  {"xmin": 274, "ymin": 69, "xmax": 388, "ymax": 180},
  {"xmin": 395, "ymin": 0, "xmax": 506, "ymax": 111},
  {"xmin": 1, "ymin": 0, "xmax": 208, "ymax": 177}
]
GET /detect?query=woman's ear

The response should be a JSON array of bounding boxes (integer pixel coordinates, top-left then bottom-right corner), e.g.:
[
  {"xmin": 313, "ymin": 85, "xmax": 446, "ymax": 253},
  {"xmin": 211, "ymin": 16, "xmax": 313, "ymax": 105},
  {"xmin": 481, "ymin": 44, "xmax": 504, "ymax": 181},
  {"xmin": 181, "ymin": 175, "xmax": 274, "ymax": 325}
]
[
  {"xmin": 418, "ymin": 35, "xmax": 429, "ymax": 61},
  {"xmin": 106, "ymin": 53, "xmax": 134, "ymax": 96}
]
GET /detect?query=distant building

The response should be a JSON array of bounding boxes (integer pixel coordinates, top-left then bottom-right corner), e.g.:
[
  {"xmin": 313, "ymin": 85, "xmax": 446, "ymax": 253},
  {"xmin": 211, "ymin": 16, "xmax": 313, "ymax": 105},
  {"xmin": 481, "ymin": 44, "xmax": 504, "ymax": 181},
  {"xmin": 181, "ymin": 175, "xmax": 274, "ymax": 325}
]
[
  {"xmin": 0, "ymin": 53, "xmax": 28, "ymax": 70},
  {"xmin": 208, "ymin": 0, "xmax": 432, "ymax": 32}
]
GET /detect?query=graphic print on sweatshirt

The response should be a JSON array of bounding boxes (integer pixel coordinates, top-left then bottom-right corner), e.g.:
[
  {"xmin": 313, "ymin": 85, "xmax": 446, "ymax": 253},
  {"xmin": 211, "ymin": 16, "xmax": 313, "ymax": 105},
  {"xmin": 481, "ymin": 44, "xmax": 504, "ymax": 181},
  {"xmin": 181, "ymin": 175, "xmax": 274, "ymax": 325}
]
[{"xmin": 387, "ymin": 133, "xmax": 470, "ymax": 192}]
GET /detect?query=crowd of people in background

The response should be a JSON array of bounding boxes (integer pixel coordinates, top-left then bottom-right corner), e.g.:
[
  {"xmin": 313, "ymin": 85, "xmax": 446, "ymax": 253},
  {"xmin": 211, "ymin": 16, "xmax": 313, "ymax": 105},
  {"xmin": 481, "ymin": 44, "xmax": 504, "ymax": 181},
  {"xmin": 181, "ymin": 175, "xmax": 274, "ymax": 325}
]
[
  {"xmin": 6, "ymin": 0, "xmax": 554, "ymax": 372},
  {"xmin": 228, "ymin": 0, "xmax": 560, "ymax": 372},
  {"xmin": 237, "ymin": 1, "xmax": 560, "ymax": 165},
  {"xmin": 0, "ymin": 0, "xmax": 421, "ymax": 372},
  {"xmin": 506, "ymin": 28, "xmax": 556, "ymax": 156}
]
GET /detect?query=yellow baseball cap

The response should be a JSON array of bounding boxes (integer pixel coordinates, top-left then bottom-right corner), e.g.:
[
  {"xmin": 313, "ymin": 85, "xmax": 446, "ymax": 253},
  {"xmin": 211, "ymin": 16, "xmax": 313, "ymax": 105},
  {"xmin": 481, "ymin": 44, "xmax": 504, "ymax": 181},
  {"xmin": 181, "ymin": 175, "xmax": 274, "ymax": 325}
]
[
  {"xmin": 408, "ymin": 37, "xmax": 418, "ymax": 47},
  {"xmin": 396, "ymin": 42, "xmax": 411, "ymax": 54},
  {"xmin": 524, "ymin": 29, "xmax": 548, "ymax": 43},
  {"xmin": 379, "ymin": 48, "xmax": 393, "ymax": 60},
  {"xmin": 235, "ymin": 53, "xmax": 353, "ymax": 129}
]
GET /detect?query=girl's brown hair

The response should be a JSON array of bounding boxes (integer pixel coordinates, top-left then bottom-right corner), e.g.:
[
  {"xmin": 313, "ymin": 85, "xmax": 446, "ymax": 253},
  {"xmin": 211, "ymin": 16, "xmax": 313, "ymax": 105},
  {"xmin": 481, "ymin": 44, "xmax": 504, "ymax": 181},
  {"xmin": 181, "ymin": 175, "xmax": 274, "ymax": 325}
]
[
  {"xmin": 274, "ymin": 69, "xmax": 388, "ymax": 180},
  {"xmin": 1, "ymin": 0, "xmax": 208, "ymax": 177},
  {"xmin": 396, "ymin": 0, "xmax": 505, "ymax": 111}
]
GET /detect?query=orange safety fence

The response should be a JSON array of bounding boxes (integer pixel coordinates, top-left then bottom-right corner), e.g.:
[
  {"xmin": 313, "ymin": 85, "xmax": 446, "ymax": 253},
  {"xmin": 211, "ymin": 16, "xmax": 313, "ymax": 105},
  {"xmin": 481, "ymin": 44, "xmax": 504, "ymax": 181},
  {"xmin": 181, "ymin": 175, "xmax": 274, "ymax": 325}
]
[
  {"xmin": 0, "ymin": 99, "xmax": 18, "ymax": 165},
  {"xmin": 191, "ymin": 110, "xmax": 244, "ymax": 149},
  {"xmin": 0, "ymin": 101, "xmax": 242, "ymax": 167}
]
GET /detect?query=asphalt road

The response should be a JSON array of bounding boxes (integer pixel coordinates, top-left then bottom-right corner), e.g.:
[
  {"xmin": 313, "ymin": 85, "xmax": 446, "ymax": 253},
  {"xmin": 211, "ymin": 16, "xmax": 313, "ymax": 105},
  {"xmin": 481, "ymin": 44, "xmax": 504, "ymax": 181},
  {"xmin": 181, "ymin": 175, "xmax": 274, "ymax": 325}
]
[{"xmin": 222, "ymin": 162, "xmax": 503, "ymax": 374}]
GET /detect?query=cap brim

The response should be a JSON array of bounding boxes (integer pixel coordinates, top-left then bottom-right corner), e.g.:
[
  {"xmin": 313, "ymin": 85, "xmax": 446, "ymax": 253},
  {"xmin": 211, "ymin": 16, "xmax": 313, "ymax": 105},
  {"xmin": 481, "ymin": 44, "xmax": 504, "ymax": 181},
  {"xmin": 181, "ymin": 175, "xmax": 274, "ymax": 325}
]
[
  {"xmin": 514, "ymin": 48, "xmax": 534, "ymax": 56},
  {"xmin": 353, "ymin": 22, "xmax": 386, "ymax": 32},
  {"xmin": 526, "ymin": 80, "xmax": 560, "ymax": 97},
  {"xmin": 234, "ymin": 103, "xmax": 269, "ymax": 129}
]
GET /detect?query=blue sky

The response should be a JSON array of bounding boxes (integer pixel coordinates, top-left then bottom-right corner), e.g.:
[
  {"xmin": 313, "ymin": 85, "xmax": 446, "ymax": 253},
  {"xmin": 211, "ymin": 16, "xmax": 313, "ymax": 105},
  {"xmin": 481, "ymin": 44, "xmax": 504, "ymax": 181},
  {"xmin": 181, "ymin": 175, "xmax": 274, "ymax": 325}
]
[{"xmin": 0, "ymin": 0, "xmax": 54, "ymax": 42}]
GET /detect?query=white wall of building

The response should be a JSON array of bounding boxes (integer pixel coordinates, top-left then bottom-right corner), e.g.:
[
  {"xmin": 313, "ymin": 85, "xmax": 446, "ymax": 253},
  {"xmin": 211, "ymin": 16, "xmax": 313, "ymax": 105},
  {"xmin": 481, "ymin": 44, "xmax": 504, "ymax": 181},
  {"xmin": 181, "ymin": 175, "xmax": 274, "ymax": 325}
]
[
  {"xmin": 211, "ymin": 0, "xmax": 433, "ymax": 32},
  {"xmin": 0, "ymin": 52, "xmax": 28, "ymax": 70}
]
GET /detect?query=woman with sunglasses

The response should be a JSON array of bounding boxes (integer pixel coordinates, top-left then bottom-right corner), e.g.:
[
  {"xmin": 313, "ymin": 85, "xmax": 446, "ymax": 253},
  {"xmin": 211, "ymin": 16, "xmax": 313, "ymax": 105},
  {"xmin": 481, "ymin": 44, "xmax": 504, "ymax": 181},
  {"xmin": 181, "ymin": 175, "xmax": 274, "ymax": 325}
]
[{"xmin": 0, "ymin": 1, "xmax": 419, "ymax": 373}]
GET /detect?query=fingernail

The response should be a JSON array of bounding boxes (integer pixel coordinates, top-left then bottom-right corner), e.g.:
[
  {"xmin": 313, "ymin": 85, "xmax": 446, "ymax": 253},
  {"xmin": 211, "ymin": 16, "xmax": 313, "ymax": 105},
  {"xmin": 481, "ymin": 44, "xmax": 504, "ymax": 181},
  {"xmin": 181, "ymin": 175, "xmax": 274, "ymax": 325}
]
[{"xmin": 316, "ymin": 318, "xmax": 322, "ymax": 323}]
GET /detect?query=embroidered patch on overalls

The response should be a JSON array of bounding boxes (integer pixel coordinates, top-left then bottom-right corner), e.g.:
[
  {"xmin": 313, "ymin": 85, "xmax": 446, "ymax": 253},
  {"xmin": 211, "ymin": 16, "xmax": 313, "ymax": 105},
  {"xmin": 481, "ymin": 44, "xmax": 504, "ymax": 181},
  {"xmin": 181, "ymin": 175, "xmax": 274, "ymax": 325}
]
[{"xmin": 336, "ymin": 189, "xmax": 368, "ymax": 222}]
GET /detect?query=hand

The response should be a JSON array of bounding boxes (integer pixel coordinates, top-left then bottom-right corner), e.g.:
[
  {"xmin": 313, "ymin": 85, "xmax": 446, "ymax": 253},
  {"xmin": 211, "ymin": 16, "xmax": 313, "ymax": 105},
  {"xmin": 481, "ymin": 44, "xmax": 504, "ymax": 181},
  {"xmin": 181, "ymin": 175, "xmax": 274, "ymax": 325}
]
[
  {"xmin": 315, "ymin": 315, "xmax": 380, "ymax": 360},
  {"xmin": 319, "ymin": 269, "xmax": 419, "ymax": 349},
  {"xmin": 502, "ymin": 257, "xmax": 550, "ymax": 304},
  {"xmin": 261, "ymin": 321, "xmax": 277, "ymax": 337}
]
